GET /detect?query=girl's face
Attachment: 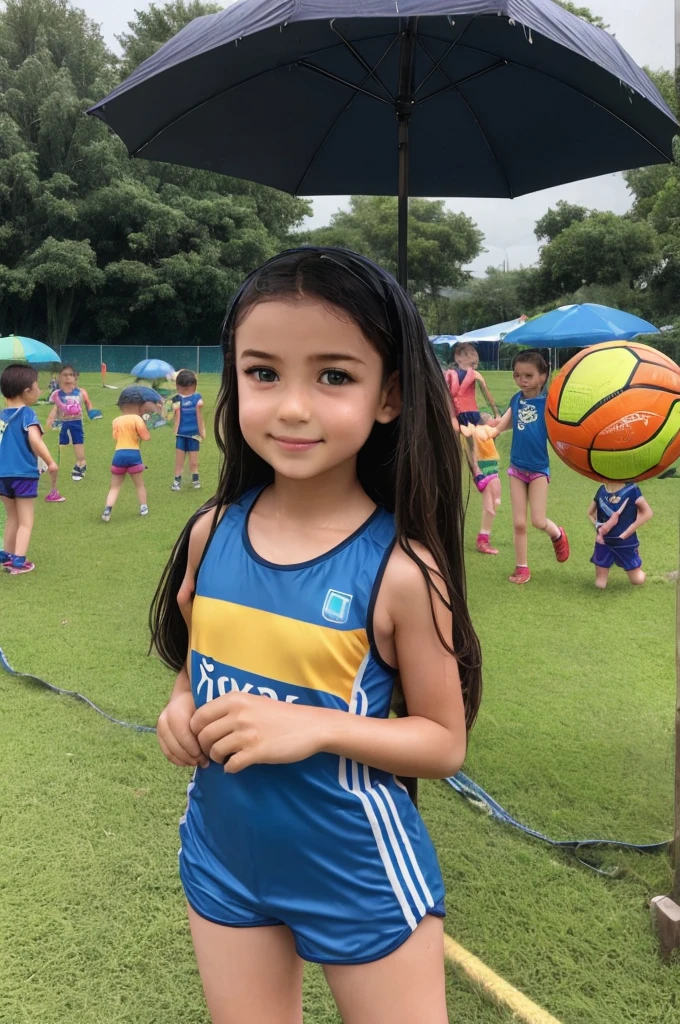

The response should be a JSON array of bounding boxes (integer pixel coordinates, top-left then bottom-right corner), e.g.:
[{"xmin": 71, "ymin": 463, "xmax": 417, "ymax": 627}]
[
  {"xmin": 236, "ymin": 298, "xmax": 400, "ymax": 482},
  {"xmin": 513, "ymin": 361, "xmax": 546, "ymax": 397},
  {"xmin": 59, "ymin": 368, "xmax": 76, "ymax": 391},
  {"xmin": 454, "ymin": 346, "xmax": 478, "ymax": 370}
]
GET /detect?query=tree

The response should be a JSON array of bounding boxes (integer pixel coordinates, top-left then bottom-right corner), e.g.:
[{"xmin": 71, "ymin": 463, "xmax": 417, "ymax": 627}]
[
  {"xmin": 538, "ymin": 212, "xmax": 660, "ymax": 292},
  {"xmin": 117, "ymin": 0, "xmax": 221, "ymax": 76},
  {"xmin": 535, "ymin": 201, "xmax": 589, "ymax": 243},
  {"xmin": 0, "ymin": 0, "xmax": 311, "ymax": 346},
  {"xmin": 303, "ymin": 196, "xmax": 482, "ymax": 329}
]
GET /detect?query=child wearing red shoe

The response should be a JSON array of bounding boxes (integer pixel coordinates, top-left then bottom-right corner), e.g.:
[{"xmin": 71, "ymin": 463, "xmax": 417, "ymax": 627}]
[
  {"xmin": 0, "ymin": 364, "xmax": 61, "ymax": 574},
  {"xmin": 460, "ymin": 418, "xmax": 502, "ymax": 555},
  {"xmin": 490, "ymin": 350, "xmax": 569, "ymax": 584}
]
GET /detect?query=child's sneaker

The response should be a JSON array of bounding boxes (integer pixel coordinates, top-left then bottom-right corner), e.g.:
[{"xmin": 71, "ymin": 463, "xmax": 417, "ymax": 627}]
[
  {"xmin": 171, "ymin": 479, "xmax": 181, "ymax": 492},
  {"xmin": 509, "ymin": 565, "xmax": 531, "ymax": 585},
  {"xmin": 552, "ymin": 527, "xmax": 570, "ymax": 563},
  {"xmin": 45, "ymin": 489, "xmax": 66, "ymax": 503},
  {"xmin": 476, "ymin": 533, "xmax": 498, "ymax": 555},
  {"xmin": 192, "ymin": 476, "xmax": 201, "ymax": 490},
  {"xmin": 140, "ymin": 504, "xmax": 149, "ymax": 516},
  {"xmin": 72, "ymin": 465, "xmax": 83, "ymax": 481},
  {"xmin": 6, "ymin": 558, "xmax": 35, "ymax": 575},
  {"xmin": 101, "ymin": 506, "xmax": 112, "ymax": 522}
]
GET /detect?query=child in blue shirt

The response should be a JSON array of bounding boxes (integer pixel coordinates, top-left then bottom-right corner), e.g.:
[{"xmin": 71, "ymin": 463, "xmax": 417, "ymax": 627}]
[
  {"xmin": 172, "ymin": 370, "xmax": 205, "ymax": 491},
  {"xmin": 587, "ymin": 482, "xmax": 652, "ymax": 588},
  {"xmin": 0, "ymin": 364, "xmax": 60, "ymax": 574},
  {"xmin": 491, "ymin": 350, "xmax": 569, "ymax": 584}
]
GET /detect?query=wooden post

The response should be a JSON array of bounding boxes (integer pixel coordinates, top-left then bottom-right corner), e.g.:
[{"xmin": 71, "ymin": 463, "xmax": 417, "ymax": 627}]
[
  {"xmin": 673, "ymin": 516, "xmax": 680, "ymax": 902},
  {"xmin": 652, "ymin": 516, "xmax": 680, "ymax": 956}
]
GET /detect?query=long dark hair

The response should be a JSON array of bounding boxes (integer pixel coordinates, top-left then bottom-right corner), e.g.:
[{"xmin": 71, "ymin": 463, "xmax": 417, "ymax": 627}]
[{"xmin": 150, "ymin": 247, "xmax": 482, "ymax": 730}]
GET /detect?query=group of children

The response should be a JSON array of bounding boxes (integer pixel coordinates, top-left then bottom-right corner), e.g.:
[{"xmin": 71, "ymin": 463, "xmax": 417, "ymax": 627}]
[
  {"xmin": 0, "ymin": 363, "xmax": 206, "ymax": 574},
  {"xmin": 445, "ymin": 342, "xmax": 654, "ymax": 588}
]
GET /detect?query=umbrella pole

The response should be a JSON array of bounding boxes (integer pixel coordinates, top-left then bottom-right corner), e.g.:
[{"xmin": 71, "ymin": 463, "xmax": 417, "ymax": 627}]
[{"xmin": 396, "ymin": 18, "xmax": 418, "ymax": 291}]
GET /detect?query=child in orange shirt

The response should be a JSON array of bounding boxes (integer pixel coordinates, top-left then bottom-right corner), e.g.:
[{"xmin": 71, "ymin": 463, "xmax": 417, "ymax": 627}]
[
  {"xmin": 101, "ymin": 387, "xmax": 154, "ymax": 522},
  {"xmin": 460, "ymin": 416, "xmax": 502, "ymax": 555}
]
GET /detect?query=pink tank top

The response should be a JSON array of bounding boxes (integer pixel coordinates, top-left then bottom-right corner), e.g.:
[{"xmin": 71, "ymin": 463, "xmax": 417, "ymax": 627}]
[{"xmin": 444, "ymin": 368, "xmax": 478, "ymax": 414}]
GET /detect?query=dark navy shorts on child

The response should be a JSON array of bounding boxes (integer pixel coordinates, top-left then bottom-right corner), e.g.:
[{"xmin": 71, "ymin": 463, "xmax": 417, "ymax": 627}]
[
  {"xmin": 176, "ymin": 435, "xmax": 200, "ymax": 453},
  {"xmin": 591, "ymin": 542, "xmax": 642, "ymax": 571},
  {"xmin": 0, "ymin": 477, "xmax": 39, "ymax": 499},
  {"xmin": 456, "ymin": 410, "xmax": 482, "ymax": 427},
  {"xmin": 59, "ymin": 421, "xmax": 84, "ymax": 446}
]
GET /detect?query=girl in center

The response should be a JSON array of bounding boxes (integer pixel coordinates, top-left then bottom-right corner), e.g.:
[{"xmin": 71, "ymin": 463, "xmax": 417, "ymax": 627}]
[{"xmin": 150, "ymin": 247, "xmax": 482, "ymax": 1024}]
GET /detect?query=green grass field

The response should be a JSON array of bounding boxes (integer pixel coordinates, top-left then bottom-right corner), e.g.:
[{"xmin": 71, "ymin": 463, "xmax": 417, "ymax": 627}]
[{"xmin": 1, "ymin": 371, "xmax": 678, "ymax": 1023}]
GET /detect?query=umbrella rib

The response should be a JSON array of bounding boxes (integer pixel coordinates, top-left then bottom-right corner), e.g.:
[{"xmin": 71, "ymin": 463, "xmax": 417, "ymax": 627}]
[
  {"xmin": 330, "ymin": 22, "xmax": 395, "ymax": 103},
  {"xmin": 425, "ymin": 35, "xmax": 673, "ymax": 163},
  {"xmin": 295, "ymin": 37, "xmax": 399, "ymax": 194},
  {"xmin": 417, "ymin": 59, "xmax": 508, "ymax": 103},
  {"xmin": 412, "ymin": 20, "xmax": 471, "ymax": 98},
  {"xmin": 296, "ymin": 61, "xmax": 391, "ymax": 105}
]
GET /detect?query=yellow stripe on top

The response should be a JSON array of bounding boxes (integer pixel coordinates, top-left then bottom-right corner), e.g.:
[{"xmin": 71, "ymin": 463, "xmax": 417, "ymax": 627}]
[{"xmin": 191, "ymin": 595, "xmax": 369, "ymax": 705}]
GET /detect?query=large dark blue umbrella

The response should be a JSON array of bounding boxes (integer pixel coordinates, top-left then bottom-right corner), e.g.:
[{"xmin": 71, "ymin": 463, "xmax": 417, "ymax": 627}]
[
  {"xmin": 504, "ymin": 302, "xmax": 660, "ymax": 348},
  {"xmin": 88, "ymin": 0, "xmax": 677, "ymax": 287}
]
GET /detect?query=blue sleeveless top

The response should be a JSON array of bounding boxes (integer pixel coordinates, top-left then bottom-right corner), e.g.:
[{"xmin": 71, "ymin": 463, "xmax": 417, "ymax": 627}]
[{"xmin": 179, "ymin": 485, "xmax": 445, "ymax": 964}]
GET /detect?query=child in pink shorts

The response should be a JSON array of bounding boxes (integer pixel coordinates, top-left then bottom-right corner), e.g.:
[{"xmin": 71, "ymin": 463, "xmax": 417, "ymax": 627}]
[
  {"xmin": 490, "ymin": 350, "xmax": 569, "ymax": 584},
  {"xmin": 101, "ymin": 386, "xmax": 154, "ymax": 522}
]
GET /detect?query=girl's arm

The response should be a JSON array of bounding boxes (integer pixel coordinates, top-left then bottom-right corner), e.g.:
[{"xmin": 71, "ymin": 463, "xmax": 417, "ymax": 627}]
[
  {"xmin": 488, "ymin": 407, "xmax": 512, "ymax": 434},
  {"xmin": 619, "ymin": 496, "xmax": 653, "ymax": 540},
  {"xmin": 197, "ymin": 400, "xmax": 206, "ymax": 439},
  {"xmin": 137, "ymin": 417, "xmax": 152, "ymax": 443},
  {"xmin": 157, "ymin": 509, "xmax": 218, "ymax": 769},
  {"xmin": 80, "ymin": 388, "xmax": 93, "ymax": 412},
  {"xmin": 192, "ymin": 543, "xmax": 467, "ymax": 780},
  {"xmin": 475, "ymin": 372, "xmax": 499, "ymax": 417},
  {"xmin": 27, "ymin": 425, "xmax": 57, "ymax": 472},
  {"xmin": 587, "ymin": 499, "xmax": 598, "ymax": 528}
]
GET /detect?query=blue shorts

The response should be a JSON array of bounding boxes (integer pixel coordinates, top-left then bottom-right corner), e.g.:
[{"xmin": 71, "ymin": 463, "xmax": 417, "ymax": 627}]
[
  {"xmin": 111, "ymin": 449, "xmax": 144, "ymax": 475},
  {"xmin": 176, "ymin": 435, "xmax": 200, "ymax": 453},
  {"xmin": 591, "ymin": 542, "xmax": 642, "ymax": 571},
  {"xmin": 0, "ymin": 477, "xmax": 39, "ymax": 499},
  {"xmin": 59, "ymin": 421, "xmax": 84, "ymax": 446},
  {"xmin": 456, "ymin": 410, "xmax": 482, "ymax": 427}
]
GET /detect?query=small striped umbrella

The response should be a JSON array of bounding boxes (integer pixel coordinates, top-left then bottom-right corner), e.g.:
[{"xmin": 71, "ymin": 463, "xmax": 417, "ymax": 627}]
[{"xmin": 0, "ymin": 336, "xmax": 61, "ymax": 368}]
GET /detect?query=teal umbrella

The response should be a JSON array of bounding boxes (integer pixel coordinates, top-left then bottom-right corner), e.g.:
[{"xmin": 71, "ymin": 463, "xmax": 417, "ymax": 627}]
[{"xmin": 0, "ymin": 335, "xmax": 61, "ymax": 368}]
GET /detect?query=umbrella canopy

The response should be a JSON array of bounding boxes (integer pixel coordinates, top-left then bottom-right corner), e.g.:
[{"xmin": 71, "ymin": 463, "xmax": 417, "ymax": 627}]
[
  {"xmin": 504, "ymin": 303, "xmax": 660, "ymax": 349},
  {"xmin": 130, "ymin": 358, "xmax": 176, "ymax": 380},
  {"xmin": 457, "ymin": 316, "xmax": 527, "ymax": 344},
  {"xmin": 0, "ymin": 336, "xmax": 61, "ymax": 369},
  {"xmin": 430, "ymin": 335, "xmax": 459, "ymax": 346},
  {"xmin": 88, "ymin": 0, "xmax": 678, "ymax": 286}
]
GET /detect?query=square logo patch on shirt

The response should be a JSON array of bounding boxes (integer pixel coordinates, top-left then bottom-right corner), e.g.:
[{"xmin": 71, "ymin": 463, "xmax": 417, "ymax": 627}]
[{"xmin": 322, "ymin": 590, "xmax": 353, "ymax": 624}]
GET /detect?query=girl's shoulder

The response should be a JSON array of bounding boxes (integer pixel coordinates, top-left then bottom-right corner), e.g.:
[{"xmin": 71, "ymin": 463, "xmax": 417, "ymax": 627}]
[
  {"xmin": 380, "ymin": 539, "xmax": 447, "ymax": 616},
  {"xmin": 186, "ymin": 503, "xmax": 226, "ymax": 572}
]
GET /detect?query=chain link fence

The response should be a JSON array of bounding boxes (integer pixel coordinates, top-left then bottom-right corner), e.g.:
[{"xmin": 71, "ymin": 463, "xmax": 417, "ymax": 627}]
[{"xmin": 58, "ymin": 345, "xmax": 224, "ymax": 374}]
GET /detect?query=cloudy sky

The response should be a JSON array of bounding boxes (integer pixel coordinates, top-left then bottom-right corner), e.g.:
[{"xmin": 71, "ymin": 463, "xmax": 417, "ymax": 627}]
[{"xmin": 83, "ymin": 0, "xmax": 675, "ymax": 274}]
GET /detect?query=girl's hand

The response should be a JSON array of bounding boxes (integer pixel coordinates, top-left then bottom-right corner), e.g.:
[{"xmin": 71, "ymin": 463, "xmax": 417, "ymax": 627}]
[
  {"xmin": 598, "ymin": 498, "xmax": 629, "ymax": 538},
  {"xmin": 157, "ymin": 690, "xmax": 209, "ymax": 768},
  {"xmin": 191, "ymin": 693, "xmax": 324, "ymax": 773}
]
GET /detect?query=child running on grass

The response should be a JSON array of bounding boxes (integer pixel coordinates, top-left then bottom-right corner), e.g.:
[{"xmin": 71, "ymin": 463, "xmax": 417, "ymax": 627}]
[
  {"xmin": 101, "ymin": 386, "xmax": 152, "ymax": 522},
  {"xmin": 150, "ymin": 246, "xmax": 481, "ymax": 1024},
  {"xmin": 491, "ymin": 349, "xmax": 569, "ymax": 584},
  {"xmin": 0, "ymin": 364, "xmax": 61, "ymax": 575},
  {"xmin": 587, "ymin": 481, "xmax": 653, "ymax": 588},
  {"xmin": 460, "ymin": 415, "xmax": 502, "ymax": 555},
  {"xmin": 172, "ymin": 369, "xmax": 205, "ymax": 491},
  {"xmin": 46, "ymin": 365, "xmax": 93, "ymax": 481}
]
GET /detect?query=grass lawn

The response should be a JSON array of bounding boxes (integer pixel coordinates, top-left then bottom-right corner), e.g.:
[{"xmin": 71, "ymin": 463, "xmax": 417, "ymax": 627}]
[{"xmin": 0, "ymin": 371, "xmax": 678, "ymax": 1023}]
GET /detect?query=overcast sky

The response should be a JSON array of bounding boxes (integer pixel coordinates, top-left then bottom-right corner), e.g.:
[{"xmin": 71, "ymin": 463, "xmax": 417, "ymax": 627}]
[{"xmin": 84, "ymin": 0, "xmax": 675, "ymax": 275}]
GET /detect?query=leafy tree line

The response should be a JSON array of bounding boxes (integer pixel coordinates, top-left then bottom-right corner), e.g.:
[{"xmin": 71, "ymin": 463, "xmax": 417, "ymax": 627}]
[
  {"xmin": 1, "ymin": 0, "xmax": 677, "ymax": 350},
  {"xmin": 0, "ymin": 0, "xmax": 311, "ymax": 347}
]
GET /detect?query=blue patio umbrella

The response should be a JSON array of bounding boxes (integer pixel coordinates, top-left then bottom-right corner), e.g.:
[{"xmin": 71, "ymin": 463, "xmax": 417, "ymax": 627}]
[
  {"xmin": 504, "ymin": 303, "xmax": 660, "ymax": 349},
  {"xmin": 130, "ymin": 358, "xmax": 176, "ymax": 380},
  {"xmin": 87, "ymin": 0, "xmax": 678, "ymax": 288},
  {"xmin": 0, "ymin": 335, "xmax": 61, "ymax": 368}
]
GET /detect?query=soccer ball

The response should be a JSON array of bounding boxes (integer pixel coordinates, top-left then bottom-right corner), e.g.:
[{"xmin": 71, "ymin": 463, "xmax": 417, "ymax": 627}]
[{"xmin": 546, "ymin": 341, "xmax": 680, "ymax": 483}]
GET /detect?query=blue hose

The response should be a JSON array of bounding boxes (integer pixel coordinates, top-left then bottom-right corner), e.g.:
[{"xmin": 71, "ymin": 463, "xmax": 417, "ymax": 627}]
[{"xmin": 446, "ymin": 772, "xmax": 670, "ymax": 876}]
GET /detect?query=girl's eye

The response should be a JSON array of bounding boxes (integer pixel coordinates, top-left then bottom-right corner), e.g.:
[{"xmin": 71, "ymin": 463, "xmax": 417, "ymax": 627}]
[
  {"xmin": 320, "ymin": 369, "xmax": 352, "ymax": 386},
  {"xmin": 245, "ymin": 367, "xmax": 278, "ymax": 383}
]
